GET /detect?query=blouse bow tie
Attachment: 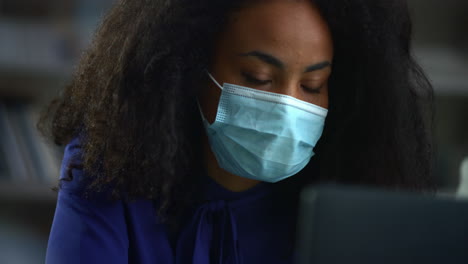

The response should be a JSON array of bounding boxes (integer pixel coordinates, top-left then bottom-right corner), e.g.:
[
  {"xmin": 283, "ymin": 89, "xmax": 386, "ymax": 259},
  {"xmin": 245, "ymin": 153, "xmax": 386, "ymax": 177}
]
[{"xmin": 176, "ymin": 200, "xmax": 242, "ymax": 264}]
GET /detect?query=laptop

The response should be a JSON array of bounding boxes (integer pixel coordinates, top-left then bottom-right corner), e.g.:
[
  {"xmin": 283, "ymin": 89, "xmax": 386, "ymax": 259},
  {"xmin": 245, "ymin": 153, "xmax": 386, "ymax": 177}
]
[{"xmin": 295, "ymin": 184, "xmax": 468, "ymax": 264}]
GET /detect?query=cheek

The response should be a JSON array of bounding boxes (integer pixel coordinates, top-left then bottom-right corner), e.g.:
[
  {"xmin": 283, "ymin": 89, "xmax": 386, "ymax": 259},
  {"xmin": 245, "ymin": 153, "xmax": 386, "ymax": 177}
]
[
  {"xmin": 301, "ymin": 86, "xmax": 329, "ymax": 109},
  {"xmin": 319, "ymin": 87, "xmax": 329, "ymax": 109}
]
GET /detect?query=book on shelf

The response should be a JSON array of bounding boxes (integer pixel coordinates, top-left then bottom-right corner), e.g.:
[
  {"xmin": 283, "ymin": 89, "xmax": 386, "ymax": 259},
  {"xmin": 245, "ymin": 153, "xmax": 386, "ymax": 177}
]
[
  {"xmin": 0, "ymin": 102, "xmax": 30, "ymax": 182},
  {"xmin": 0, "ymin": 146, "xmax": 9, "ymax": 181},
  {"xmin": 22, "ymin": 104, "xmax": 61, "ymax": 183},
  {"xmin": 0, "ymin": 100, "xmax": 61, "ymax": 184},
  {"xmin": 3, "ymin": 102, "xmax": 39, "ymax": 182}
]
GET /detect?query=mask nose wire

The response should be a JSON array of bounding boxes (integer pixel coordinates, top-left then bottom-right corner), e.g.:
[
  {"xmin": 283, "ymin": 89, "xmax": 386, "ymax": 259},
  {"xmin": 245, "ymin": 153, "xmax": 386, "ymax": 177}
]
[{"xmin": 206, "ymin": 71, "xmax": 224, "ymax": 90}]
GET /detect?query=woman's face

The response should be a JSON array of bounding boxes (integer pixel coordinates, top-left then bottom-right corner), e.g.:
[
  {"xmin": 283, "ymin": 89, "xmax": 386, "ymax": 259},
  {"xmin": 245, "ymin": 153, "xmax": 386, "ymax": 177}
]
[{"xmin": 200, "ymin": 0, "xmax": 333, "ymax": 123}]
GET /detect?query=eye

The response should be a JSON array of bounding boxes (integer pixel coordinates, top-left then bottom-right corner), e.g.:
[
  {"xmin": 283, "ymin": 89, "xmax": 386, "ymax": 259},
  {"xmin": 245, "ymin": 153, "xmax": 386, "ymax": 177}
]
[
  {"xmin": 241, "ymin": 72, "xmax": 272, "ymax": 86},
  {"xmin": 301, "ymin": 84, "xmax": 323, "ymax": 94}
]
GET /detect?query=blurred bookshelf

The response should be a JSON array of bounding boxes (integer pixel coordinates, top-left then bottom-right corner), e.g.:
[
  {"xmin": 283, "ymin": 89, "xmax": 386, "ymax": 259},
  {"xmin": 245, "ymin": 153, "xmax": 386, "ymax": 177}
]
[
  {"xmin": 415, "ymin": 46, "xmax": 468, "ymax": 96},
  {"xmin": 0, "ymin": 100, "xmax": 62, "ymax": 189},
  {"xmin": 0, "ymin": 1, "xmax": 115, "ymax": 263},
  {"xmin": 0, "ymin": 1, "xmax": 115, "ymax": 189},
  {"xmin": 414, "ymin": 45, "xmax": 468, "ymax": 193},
  {"xmin": 408, "ymin": 0, "xmax": 468, "ymax": 194},
  {"xmin": 0, "ymin": 182, "xmax": 57, "ymax": 202}
]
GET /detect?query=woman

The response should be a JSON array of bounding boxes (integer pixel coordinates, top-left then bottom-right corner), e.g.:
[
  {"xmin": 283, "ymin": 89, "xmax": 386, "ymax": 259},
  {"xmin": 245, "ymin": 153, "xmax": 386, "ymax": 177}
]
[{"xmin": 42, "ymin": 0, "xmax": 435, "ymax": 263}]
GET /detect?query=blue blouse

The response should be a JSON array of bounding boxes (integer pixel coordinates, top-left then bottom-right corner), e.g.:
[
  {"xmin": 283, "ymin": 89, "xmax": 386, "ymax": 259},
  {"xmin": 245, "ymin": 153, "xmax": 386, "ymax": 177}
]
[{"xmin": 46, "ymin": 137, "xmax": 297, "ymax": 263}]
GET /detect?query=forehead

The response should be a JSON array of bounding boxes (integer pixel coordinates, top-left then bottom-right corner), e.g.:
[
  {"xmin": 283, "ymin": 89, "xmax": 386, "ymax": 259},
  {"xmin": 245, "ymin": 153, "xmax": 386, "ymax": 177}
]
[{"xmin": 217, "ymin": 0, "xmax": 333, "ymax": 65}]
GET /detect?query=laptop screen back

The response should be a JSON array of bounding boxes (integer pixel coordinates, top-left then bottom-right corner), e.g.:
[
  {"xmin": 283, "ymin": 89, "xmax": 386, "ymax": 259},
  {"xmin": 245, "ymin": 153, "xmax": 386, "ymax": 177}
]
[{"xmin": 295, "ymin": 185, "xmax": 468, "ymax": 264}]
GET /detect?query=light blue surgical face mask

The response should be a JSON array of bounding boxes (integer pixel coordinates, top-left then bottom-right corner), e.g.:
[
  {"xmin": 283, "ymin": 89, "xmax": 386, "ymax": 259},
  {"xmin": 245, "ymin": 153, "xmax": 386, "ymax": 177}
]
[{"xmin": 200, "ymin": 72, "xmax": 328, "ymax": 183}]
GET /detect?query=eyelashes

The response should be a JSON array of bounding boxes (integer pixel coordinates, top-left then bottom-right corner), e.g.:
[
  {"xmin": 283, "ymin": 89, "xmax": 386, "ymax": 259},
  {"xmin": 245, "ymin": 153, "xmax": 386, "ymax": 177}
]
[
  {"xmin": 301, "ymin": 84, "xmax": 323, "ymax": 94},
  {"xmin": 241, "ymin": 72, "xmax": 272, "ymax": 85},
  {"xmin": 241, "ymin": 71, "xmax": 322, "ymax": 94}
]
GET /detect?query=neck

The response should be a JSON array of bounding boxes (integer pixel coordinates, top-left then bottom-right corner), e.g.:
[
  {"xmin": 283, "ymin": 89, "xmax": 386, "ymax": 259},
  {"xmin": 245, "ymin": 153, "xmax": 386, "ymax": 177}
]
[{"xmin": 203, "ymin": 139, "xmax": 260, "ymax": 192}]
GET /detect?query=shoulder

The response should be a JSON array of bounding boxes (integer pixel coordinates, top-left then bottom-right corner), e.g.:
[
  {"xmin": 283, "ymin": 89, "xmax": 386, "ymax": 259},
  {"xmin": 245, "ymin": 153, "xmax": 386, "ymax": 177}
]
[
  {"xmin": 47, "ymin": 137, "xmax": 130, "ymax": 263},
  {"xmin": 58, "ymin": 136, "xmax": 109, "ymax": 200}
]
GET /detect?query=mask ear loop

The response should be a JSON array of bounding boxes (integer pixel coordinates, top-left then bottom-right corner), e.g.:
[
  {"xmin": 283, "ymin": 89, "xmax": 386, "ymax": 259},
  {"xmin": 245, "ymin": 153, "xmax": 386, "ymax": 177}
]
[
  {"xmin": 206, "ymin": 71, "xmax": 224, "ymax": 90},
  {"xmin": 198, "ymin": 71, "xmax": 223, "ymax": 125},
  {"xmin": 196, "ymin": 100, "xmax": 210, "ymax": 126}
]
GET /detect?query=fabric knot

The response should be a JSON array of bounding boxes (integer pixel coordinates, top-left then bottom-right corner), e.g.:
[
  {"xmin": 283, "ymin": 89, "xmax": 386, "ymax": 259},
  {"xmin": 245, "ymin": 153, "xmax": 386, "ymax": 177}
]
[{"xmin": 176, "ymin": 200, "xmax": 242, "ymax": 264}]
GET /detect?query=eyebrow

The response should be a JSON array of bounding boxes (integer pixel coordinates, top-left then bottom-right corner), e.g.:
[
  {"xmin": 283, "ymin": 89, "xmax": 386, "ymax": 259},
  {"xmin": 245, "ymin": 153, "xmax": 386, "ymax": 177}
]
[
  {"xmin": 304, "ymin": 61, "xmax": 331, "ymax": 73},
  {"xmin": 238, "ymin": 50, "xmax": 331, "ymax": 73}
]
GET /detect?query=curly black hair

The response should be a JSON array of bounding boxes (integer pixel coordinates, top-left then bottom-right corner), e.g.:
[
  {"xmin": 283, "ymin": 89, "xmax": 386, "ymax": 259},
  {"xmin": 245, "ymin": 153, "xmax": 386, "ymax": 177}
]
[{"xmin": 38, "ymin": 0, "xmax": 435, "ymax": 221}]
